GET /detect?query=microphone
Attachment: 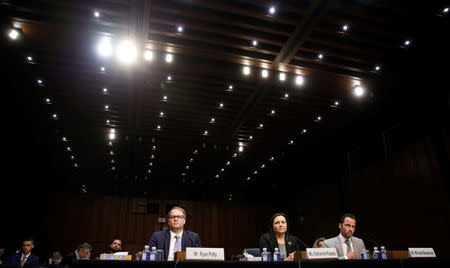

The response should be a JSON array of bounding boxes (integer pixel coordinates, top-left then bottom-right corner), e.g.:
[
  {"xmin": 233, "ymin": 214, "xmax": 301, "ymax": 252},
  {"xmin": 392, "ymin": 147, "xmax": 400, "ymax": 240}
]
[{"xmin": 292, "ymin": 236, "xmax": 309, "ymax": 249}]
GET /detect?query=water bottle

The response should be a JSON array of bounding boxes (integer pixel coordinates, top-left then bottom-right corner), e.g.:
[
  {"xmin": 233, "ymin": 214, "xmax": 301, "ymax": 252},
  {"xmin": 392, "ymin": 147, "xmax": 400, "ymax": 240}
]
[
  {"xmin": 360, "ymin": 249, "xmax": 370, "ymax": 259},
  {"xmin": 156, "ymin": 249, "xmax": 164, "ymax": 261},
  {"xmin": 149, "ymin": 247, "xmax": 157, "ymax": 261},
  {"xmin": 142, "ymin": 245, "xmax": 150, "ymax": 261},
  {"xmin": 261, "ymin": 248, "xmax": 271, "ymax": 261},
  {"xmin": 273, "ymin": 248, "xmax": 281, "ymax": 261},
  {"xmin": 380, "ymin": 246, "xmax": 388, "ymax": 259},
  {"xmin": 372, "ymin": 247, "xmax": 381, "ymax": 260}
]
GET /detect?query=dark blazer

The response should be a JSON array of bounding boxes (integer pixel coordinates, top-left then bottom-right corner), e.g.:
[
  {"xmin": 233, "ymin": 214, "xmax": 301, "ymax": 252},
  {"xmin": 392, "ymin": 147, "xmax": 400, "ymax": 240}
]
[
  {"xmin": 7, "ymin": 253, "xmax": 40, "ymax": 267},
  {"xmin": 59, "ymin": 252, "xmax": 76, "ymax": 268},
  {"xmin": 259, "ymin": 233, "xmax": 302, "ymax": 258},
  {"xmin": 149, "ymin": 230, "xmax": 201, "ymax": 260}
]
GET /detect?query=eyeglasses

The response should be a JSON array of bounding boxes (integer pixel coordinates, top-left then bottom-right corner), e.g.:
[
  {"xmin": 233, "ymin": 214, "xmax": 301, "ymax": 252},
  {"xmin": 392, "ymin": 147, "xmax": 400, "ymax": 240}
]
[{"xmin": 168, "ymin": 215, "xmax": 184, "ymax": 220}]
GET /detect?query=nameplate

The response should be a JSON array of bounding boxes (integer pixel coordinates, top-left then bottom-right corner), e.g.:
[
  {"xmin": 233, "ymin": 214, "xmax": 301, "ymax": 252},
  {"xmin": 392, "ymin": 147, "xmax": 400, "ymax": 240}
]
[
  {"xmin": 186, "ymin": 247, "xmax": 225, "ymax": 261},
  {"xmin": 408, "ymin": 248, "xmax": 436, "ymax": 258},
  {"xmin": 306, "ymin": 248, "xmax": 339, "ymax": 260}
]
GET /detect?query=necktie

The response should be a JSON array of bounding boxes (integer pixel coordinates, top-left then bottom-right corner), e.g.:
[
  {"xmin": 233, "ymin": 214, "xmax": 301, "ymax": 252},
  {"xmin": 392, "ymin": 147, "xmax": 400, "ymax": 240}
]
[
  {"xmin": 174, "ymin": 235, "xmax": 181, "ymax": 253},
  {"xmin": 20, "ymin": 255, "xmax": 27, "ymax": 267},
  {"xmin": 345, "ymin": 239, "xmax": 352, "ymax": 254}
]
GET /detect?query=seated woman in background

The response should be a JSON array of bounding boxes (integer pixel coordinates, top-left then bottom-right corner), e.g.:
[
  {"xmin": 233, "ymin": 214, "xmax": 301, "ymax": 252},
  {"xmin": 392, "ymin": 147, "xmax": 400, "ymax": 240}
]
[
  {"xmin": 313, "ymin": 237, "xmax": 326, "ymax": 248},
  {"xmin": 259, "ymin": 212, "xmax": 301, "ymax": 261},
  {"xmin": 48, "ymin": 251, "xmax": 63, "ymax": 264}
]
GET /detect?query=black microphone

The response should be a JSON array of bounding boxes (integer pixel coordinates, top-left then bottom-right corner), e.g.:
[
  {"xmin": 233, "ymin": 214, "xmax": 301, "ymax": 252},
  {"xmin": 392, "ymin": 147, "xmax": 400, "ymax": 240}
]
[{"xmin": 292, "ymin": 236, "xmax": 309, "ymax": 249}]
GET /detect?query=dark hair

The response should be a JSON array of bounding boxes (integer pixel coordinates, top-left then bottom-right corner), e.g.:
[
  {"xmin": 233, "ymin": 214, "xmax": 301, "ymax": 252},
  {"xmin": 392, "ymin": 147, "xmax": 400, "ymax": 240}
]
[
  {"xmin": 77, "ymin": 243, "xmax": 92, "ymax": 252},
  {"xmin": 269, "ymin": 213, "xmax": 290, "ymax": 241},
  {"xmin": 23, "ymin": 237, "xmax": 35, "ymax": 245},
  {"xmin": 339, "ymin": 213, "xmax": 356, "ymax": 224}
]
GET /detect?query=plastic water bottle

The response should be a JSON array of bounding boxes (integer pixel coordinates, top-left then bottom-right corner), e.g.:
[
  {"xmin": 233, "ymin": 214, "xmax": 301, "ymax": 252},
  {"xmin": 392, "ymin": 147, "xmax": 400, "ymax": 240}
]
[
  {"xmin": 372, "ymin": 247, "xmax": 381, "ymax": 260},
  {"xmin": 149, "ymin": 247, "xmax": 158, "ymax": 261},
  {"xmin": 360, "ymin": 249, "xmax": 370, "ymax": 259},
  {"xmin": 380, "ymin": 246, "xmax": 388, "ymax": 259},
  {"xmin": 273, "ymin": 248, "xmax": 281, "ymax": 261},
  {"xmin": 142, "ymin": 245, "xmax": 150, "ymax": 261},
  {"xmin": 261, "ymin": 248, "xmax": 271, "ymax": 261}
]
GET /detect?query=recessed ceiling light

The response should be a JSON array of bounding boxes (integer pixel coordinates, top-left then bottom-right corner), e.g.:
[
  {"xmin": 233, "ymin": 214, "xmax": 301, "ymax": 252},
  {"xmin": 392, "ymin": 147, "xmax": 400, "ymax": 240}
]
[
  {"xmin": 238, "ymin": 146, "xmax": 243, "ymax": 152},
  {"xmin": 334, "ymin": 100, "xmax": 340, "ymax": 106},
  {"xmin": 97, "ymin": 37, "xmax": 112, "ymax": 57},
  {"xmin": 144, "ymin": 50, "xmax": 153, "ymax": 61},
  {"xmin": 8, "ymin": 28, "xmax": 21, "ymax": 40},
  {"xmin": 62, "ymin": 137, "xmax": 67, "ymax": 142},
  {"xmin": 219, "ymin": 102, "xmax": 224, "ymax": 108},
  {"xmin": 110, "ymin": 159, "xmax": 115, "ymax": 163},
  {"xmin": 37, "ymin": 79, "xmax": 43, "ymax": 84},
  {"xmin": 104, "ymin": 105, "xmax": 109, "ymax": 110},
  {"xmin": 26, "ymin": 56, "xmax": 33, "ymax": 62},
  {"xmin": 215, "ymin": 174, "xmax": 219, "ymax": 178},
  {"xmin": 220, "ymin": 168, "xmax": 224, "ymax": 172},
  {"xmin": 289, "ymin": 140, "xmax": 294, "ymax": 144},
  {"xmin": 100, "ymin": 66, "xmax": 106, "ymax": 72},
  {"xmin": 252, "ymin": 40, "xmax": 258, "ymax": 46},
  {"xmin": 261, "ymin": 69, "xmax": 269, "ymax": 78},
  {"xmin": 269, "ymin": 156, "xmax": 275, "ymax": 161},
  {"xmin": 228, "ymin": 84, "xmax": 233, "ymax": 91},
  {"xmin": 261, "ymin": 164, "xmax": 265, "ymax": 168},
  {"xmin": 232, "ymin": 153, "xmax": 237, "ymax": 157},
  {"xmin": 269, "ymin": 6, "xmax": 276, "ymax": 15},
  {"xmin": 443, "ymin": 7, "xmax": 449, "ymax": 14},
  {"xmin": 270, "ymin": 109, "xmax": 275, "ymax": 115},
  {"xmin": 177, "ymin": 26, "xmax": 183, "ymax": 33},
  {"xmin": 167, "ymin": 75, "xmax": 172, "ymax": 81},
  {"xmin": 94, "ymin": 11, "xmax": 100, "ymax": 18},
  {"xmin": 52, "ymin": 113, "xmax": 58, "ymax": 119},
  {"xmin": 301, "ymin": 128, "xmax": 308, "ymax": 134},
  {"xmin": 117, "ymin": 40, "xmax": 137, "ymax": 64},
  {"xmin": 203, "ymin": 130, "xmax": 208, "ymax": 135},
  {"xmin": 342, "ymin": 24, "xmax": 349, "ymax": 31},
  {"xmin": 70, "ymin": 155, "xmax": 75, "ymax": 160},
  {"xmin": 249, "ymin": 136, "xmax": 253, "ymax": 140},
  {"xmin": 374, "ymin": 65, "xmax": 381, "ymax": 71},
  {"xmin": 258, "ymin": 123, "xmax": 264, "ymax": 128},
  {"xmin": 160, "ymin": 111, "xmax": 165, "ymax": 117},
  {"xmin": 108, "ymin": 132, "xmax": 116, "ymax": 140},
  {"xmin": 246, "ymin": 177, "xmax": 251, "ymax": 181},
  {"xmin": 162, "ymin": 95, "xmax": 168, "ymax": 101},
  {"xmin": 243, "ymin": 66, "xmax": 250, "ymax": 75},
  {"xmin": 103, "ymin": 88, "xmax": 108, "ymax": 93},
  {"xmin": 317, "ymin": 53, "xmax": 324, "ymax": 60},
  {"xmin": 316, "ymin": 115, "xmax": 322, "ymax": 121},
  {"xmin": 156, "ymin": 125, "xmax": 161, "ymax": 130},
  {"xmin": 403, "ymin": 40, "xmax": 411, "ymax": 47},
  {"xmin": 210, "ymin": 117, "xmax": 215, "ymax": 123},
  {"xmin": 283, "ymin": 93, "xmax": 289, "ymax": 99},
  {"xmin": 165, "ymin": 53, "xmax": 173, "ymax": 63},
  {"xmin": 106, "ymin": 119, "xmax": 110, "ymax": 124},
  {"xmin": 67, "ymin": 147, "xmax": 71, "ymax": 151},
  {"xmin": 279, "ymin": 73, "xmax": 286, "ymax": 81},
  {"xmin": 226, "ymin": 161, "xmax": 231, "ymax": 166},
  {"xmin": 295, "ymin": 75, "xmax": 304, "ymax": 86},
  {"xmin": 185, "ymin": 165, "xmax": 190, "ymax": 169},
  {"xmin": 353, "ymin": 85, "xmax": 365, "ymax": 97},
  {"xmin": 253, "ymin": 170, "xmax": 258, "ymax": 175},
  {"xmin": 74, "ymin": 163, "xmax": 79, "ymax": 168},
  {"xmin": 45, "ymin": 98, "xmax": 51, "ymax": 104}
]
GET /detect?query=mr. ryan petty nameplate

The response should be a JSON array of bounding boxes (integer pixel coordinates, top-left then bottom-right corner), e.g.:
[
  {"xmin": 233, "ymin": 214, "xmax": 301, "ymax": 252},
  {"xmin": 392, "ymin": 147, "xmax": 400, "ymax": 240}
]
[{"xmin": 186, "ymin": 247, "xmax": 225, "ymax": 261}]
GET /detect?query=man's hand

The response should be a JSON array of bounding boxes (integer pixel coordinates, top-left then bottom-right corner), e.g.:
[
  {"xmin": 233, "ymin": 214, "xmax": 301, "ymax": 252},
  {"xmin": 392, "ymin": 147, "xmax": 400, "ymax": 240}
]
[
  {"xmin": 346, "ymin": 250, "xmax": 357, "ymax": 259},
  {"xmin": 283, "ymin": 253, "xmax": 295, "ymax": 261}
]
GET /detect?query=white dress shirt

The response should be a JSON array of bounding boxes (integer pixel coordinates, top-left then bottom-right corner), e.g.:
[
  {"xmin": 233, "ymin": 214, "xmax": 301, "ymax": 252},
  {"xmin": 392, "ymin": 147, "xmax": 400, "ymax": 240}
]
[
  {"xmin": 167, "ymin": 230, "xmax": 183, "ymax": 261},
  {"xmin": 339, "ymin": 234, "xmax": 354, "ymax": 259}
]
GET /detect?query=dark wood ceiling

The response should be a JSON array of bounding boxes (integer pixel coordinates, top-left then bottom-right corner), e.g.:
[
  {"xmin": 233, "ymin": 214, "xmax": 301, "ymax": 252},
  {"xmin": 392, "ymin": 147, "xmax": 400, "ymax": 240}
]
[{"xmin": 1, "ymin": 0, "xmax": 449, "ymax": 199}]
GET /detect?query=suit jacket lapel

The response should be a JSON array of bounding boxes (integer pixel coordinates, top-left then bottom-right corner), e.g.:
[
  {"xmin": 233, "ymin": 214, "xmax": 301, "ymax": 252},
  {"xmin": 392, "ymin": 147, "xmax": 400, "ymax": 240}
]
[
  {"xmin": 181, "ymin": 231, "xmax": 188, "ymax": 251},
  {"xmin": 164, "ymin": 230, "xmax": 170, "ymax": 260},
  {"xmin": 335, "ymin": 237, "xmax": 344, "ymax": 257}
]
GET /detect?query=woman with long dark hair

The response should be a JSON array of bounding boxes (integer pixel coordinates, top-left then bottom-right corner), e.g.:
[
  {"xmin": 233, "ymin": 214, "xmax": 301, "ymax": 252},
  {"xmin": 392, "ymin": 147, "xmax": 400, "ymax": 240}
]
[{"xmin": 259, "ymin": 213, "xmax": 302, "ymax": 261}]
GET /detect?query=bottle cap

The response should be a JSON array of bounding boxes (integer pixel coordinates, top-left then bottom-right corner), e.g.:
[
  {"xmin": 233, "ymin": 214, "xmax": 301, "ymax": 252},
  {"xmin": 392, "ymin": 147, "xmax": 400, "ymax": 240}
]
[
  {"xmin": 263, "ymin": 248, "xmax": 267, "ymax": 251},
  {"xmin": 152, "ymin": 247, "xmax": 156, "ymax": 250},
  {"xmin": 144, "ymin": 245, "xmax": 149, "ymax": 249},
  {"xmin": 275, "ymin": 248, "xmax": 279, "ymax": 251}
]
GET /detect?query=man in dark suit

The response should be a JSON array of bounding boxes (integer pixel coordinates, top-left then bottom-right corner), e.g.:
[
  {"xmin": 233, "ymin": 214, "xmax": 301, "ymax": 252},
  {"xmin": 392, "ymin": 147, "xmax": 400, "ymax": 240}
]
[
  {"xmin": 59, "ymin": 243, "xmax": 92, "ymax": 268},
  {"xmin": 7, "ymin": 238, "xmax": 39, "ymax": 267},
  {"xmin": 149, "ymin": 206, "xmax": 201, "ymax": 260}
]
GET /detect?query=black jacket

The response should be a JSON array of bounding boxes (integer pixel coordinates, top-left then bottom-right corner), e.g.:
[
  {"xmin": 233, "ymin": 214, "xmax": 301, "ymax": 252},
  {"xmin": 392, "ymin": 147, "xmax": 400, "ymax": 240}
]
[{"xmin": 259, "ymin": 233, "xmax": 302, "ymax": 257}]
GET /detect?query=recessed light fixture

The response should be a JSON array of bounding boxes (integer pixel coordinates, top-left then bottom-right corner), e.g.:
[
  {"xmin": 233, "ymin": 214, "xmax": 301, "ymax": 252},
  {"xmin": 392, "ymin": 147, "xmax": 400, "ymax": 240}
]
[
  {"xmin": 108, "ymin": 141, "xmax": 113, "ymax": 146},
  {"xmin": 52, "ymin": 113, "xmax": 58, "ymax": 119},
  {"xmin": 203, "ymin": 130, "xmax": 208, "ymax": 136},
  {"xmin": 215, "ymin": 174, "xmax": 219, "ymax": 178},
  {"xmin": 225, "ymin": 161, "xmax": 231, "ymax": 166},
  {"xmin": 26, "ymin": 56, "xmax": 33, "ymax": 62},
  {"xmin": 232, "ymin": 153, "xmax": 237, "ymax": 158},
  {"xmin": 177, "ymin": 26, "xmax": 183, "ymax": 33},
  {"xmin": 100, "ymin": 66, "xmax": 106, "ymax": 72},
  {"xmin": 210, "ymin": 117, "xmax": 216, "ymax": 123},
  {"xmin": 144, "ymin": 50, "xmax": 153, "ymax": 61},
  {"xmin": 159, "ymin": 111, "xmax": 165, "ymax": 117},
  {"xmin": 104, "ymin": 105, "xmax": 109, "ymax": 110},
  {"xmin": 403, "ymin": 40, "xmax": 411, "ymax": 47},
  {"xmin": 185, "ymin": 165, "xmax": 190, "ymax": 169},
  {"xmin": 108, "ymin": 132, "xmax": 116, "ymax": 140},
  {"xmin": 295, "ymin": 75, "xmax": 304, "ymax": 86},
  {"xmin": 97, "ymin": 37, "xmax": 112, "ymax": 57},
  {"xmin": 443, "ymin": 7, "xmax": 449, "ymax": 14},
  {"xmin": 37, "ymin": 79, "xmax": 43, "ymax": 85},
  {"xmin": 253, "ymin": 170, "xmax": 258, "ymax": 175},
  {"xmin": 70, "ymin": 155, "xmax": 75, "ymax": 160},
  {"xmin": 315, "ymin": 115, "xmax": 322, "ymax": 122},
  {"xmin": 74, "ymin": 163, "xmax": 79, "ymax": 168},
  {"xmin": 149, "ymin": 162, "xmax": 153, "ymax": 166},
  {"xmin": 258, "ymin": 123, "xmax": 264, "ymax": 129},
  {"xmin": 117, "ymin": 40, "xmax": 137, "ymax": 64},
  {"xmin": 301, "ymin": 128, "xmax": 308, "ymax": 134},
  {"xmin": 252, "ymin": 40, "xmax": 258, "ymax": 46},
  {"xmin": 165, "ymin": 53, "xmax": 173, "ymax": 63},
  {"xmin": 167, "ymin": 75, "xmax": 172, "ymax": 81},
  {"xmin": 219, "ymin": 102, "xmax": 224, "ymax": 108},
  {"xmin": 8, "ymin": 28, "xmax": 20, "ymax": 40},
  {"xmin": 269, "ymin": 6, "xmax": 276, "ymax": 15},
  {"xmin": 289, "ymin": 140, "xmax": 294, "ymax": 144},
  {"xmin": 341, "ymin": 24, "xmax": 349, "ymax": 32},
  {"xmin": 374, "ymin": 65, "xmax": 381, "ymax": 71},
  {"xmin": 62, "ymin": 137, "xmax": 67, "ymax": 142},
  {"xmin": 238, "ymin": 146, "xmax": 243, "ymax": 152},
  {"xmin": 162, "ymin": 95, "xmax": 168, "ymax": 101},
  {"xmin": 279, "ymin": 73, "xmax": 286, "ymax": 81},
  {"xmin": 261, "ymin": 164, "xmax": 265, "ymax": 168},
  {"xmin": 249, "ymin": 136, "xmax": 253, "ymax": 140},
  {"xmin": 269, "ymin": 156, "xmax": 275, "ymax": 161},
  {"xmin": 156, "ymin": 125, "xmax": 161, "ymax": 130},
  {"xmin": 44, "ymin": 98, "xmax": 51, "ymax": 104},
  {"xmin": 353, "ymin": 85, "xmax": 365, "ymax": 97},
  {"xmin": 270, "ymin": 109, "xmax": 276, "ymax": 115},
  {"xmin": 94, "ymin": 11, "xmax": 100, "ymax": 18},
  {"xmin": 243, "ymin": 66, "xmax": 251, "ymax": 75},
  {"xmin": 106, "ymin": 119, "xmax": 110, "ymax": 124},
  {"xmin": 220, "ymin": 168, "xmax": 224, "ymax": 172},
  {"xmin": 283, "ymin": 93, "xmax": 289, "ymax": 99},
  {"xmin": 103, "ymin": 88, "xmax": 108, "ymax": 93},
  {"xmin": 317, "ymin": 53, "xmax": 324, "ymax": 60},
  {"xmin": 67, "ymin": 147, "xmax": 71, "ymax": 151},
  {"xmin": 110, "ymin": 159, "xmax": 115, "ymax": 163},
  {"xmin": 246, "ymin": 177, "xmax": 251, "ymax": 181},
  {"xmin": 227, "ymin": 84, "xmax": 233, "ymax": 91},
  {"xmin": 261, "ymin": 69, "xmax": 269, "ymax": 78}
]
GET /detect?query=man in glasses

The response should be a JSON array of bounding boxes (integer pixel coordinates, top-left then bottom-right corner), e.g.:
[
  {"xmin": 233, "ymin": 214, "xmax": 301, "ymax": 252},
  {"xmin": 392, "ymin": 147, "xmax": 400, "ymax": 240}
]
[{"xmin": 149, "ymin": 206, "xmax": 201, "ymax": 260}]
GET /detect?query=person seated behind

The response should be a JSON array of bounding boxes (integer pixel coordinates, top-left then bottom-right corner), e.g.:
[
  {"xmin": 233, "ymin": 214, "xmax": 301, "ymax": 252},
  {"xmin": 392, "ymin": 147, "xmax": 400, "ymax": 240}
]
[
  {"xmin": 149, "ymin": 206, "xmax": 201, "ymax": 260},
  {"xmin": 60, "ymin": 243, "xmax": 92, "ymax": 267},
  {"xmin": 109, "ymin": 239, "xmax": 122, "ymax": 254},
  {"xmin": 313, "ymin": 238, "xmax": 326, "ymax": 248},
  {"xmin": 259, "ymin": 213, "xmax": 302, "ymax": 261},
  {"xmin": 48, "ymin": 251, "xmax": 62, "ymax": 264},
  {"xmin": 322, "ymin": 213, "xmax": 365, "ymax": 259},
  {"xmin": 0, "ymin": 246, "xmax": 5, "ymax": 264},
  {"xmin": 7, "ymin": 238, "xmax": 40, "ymax": 267}
]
